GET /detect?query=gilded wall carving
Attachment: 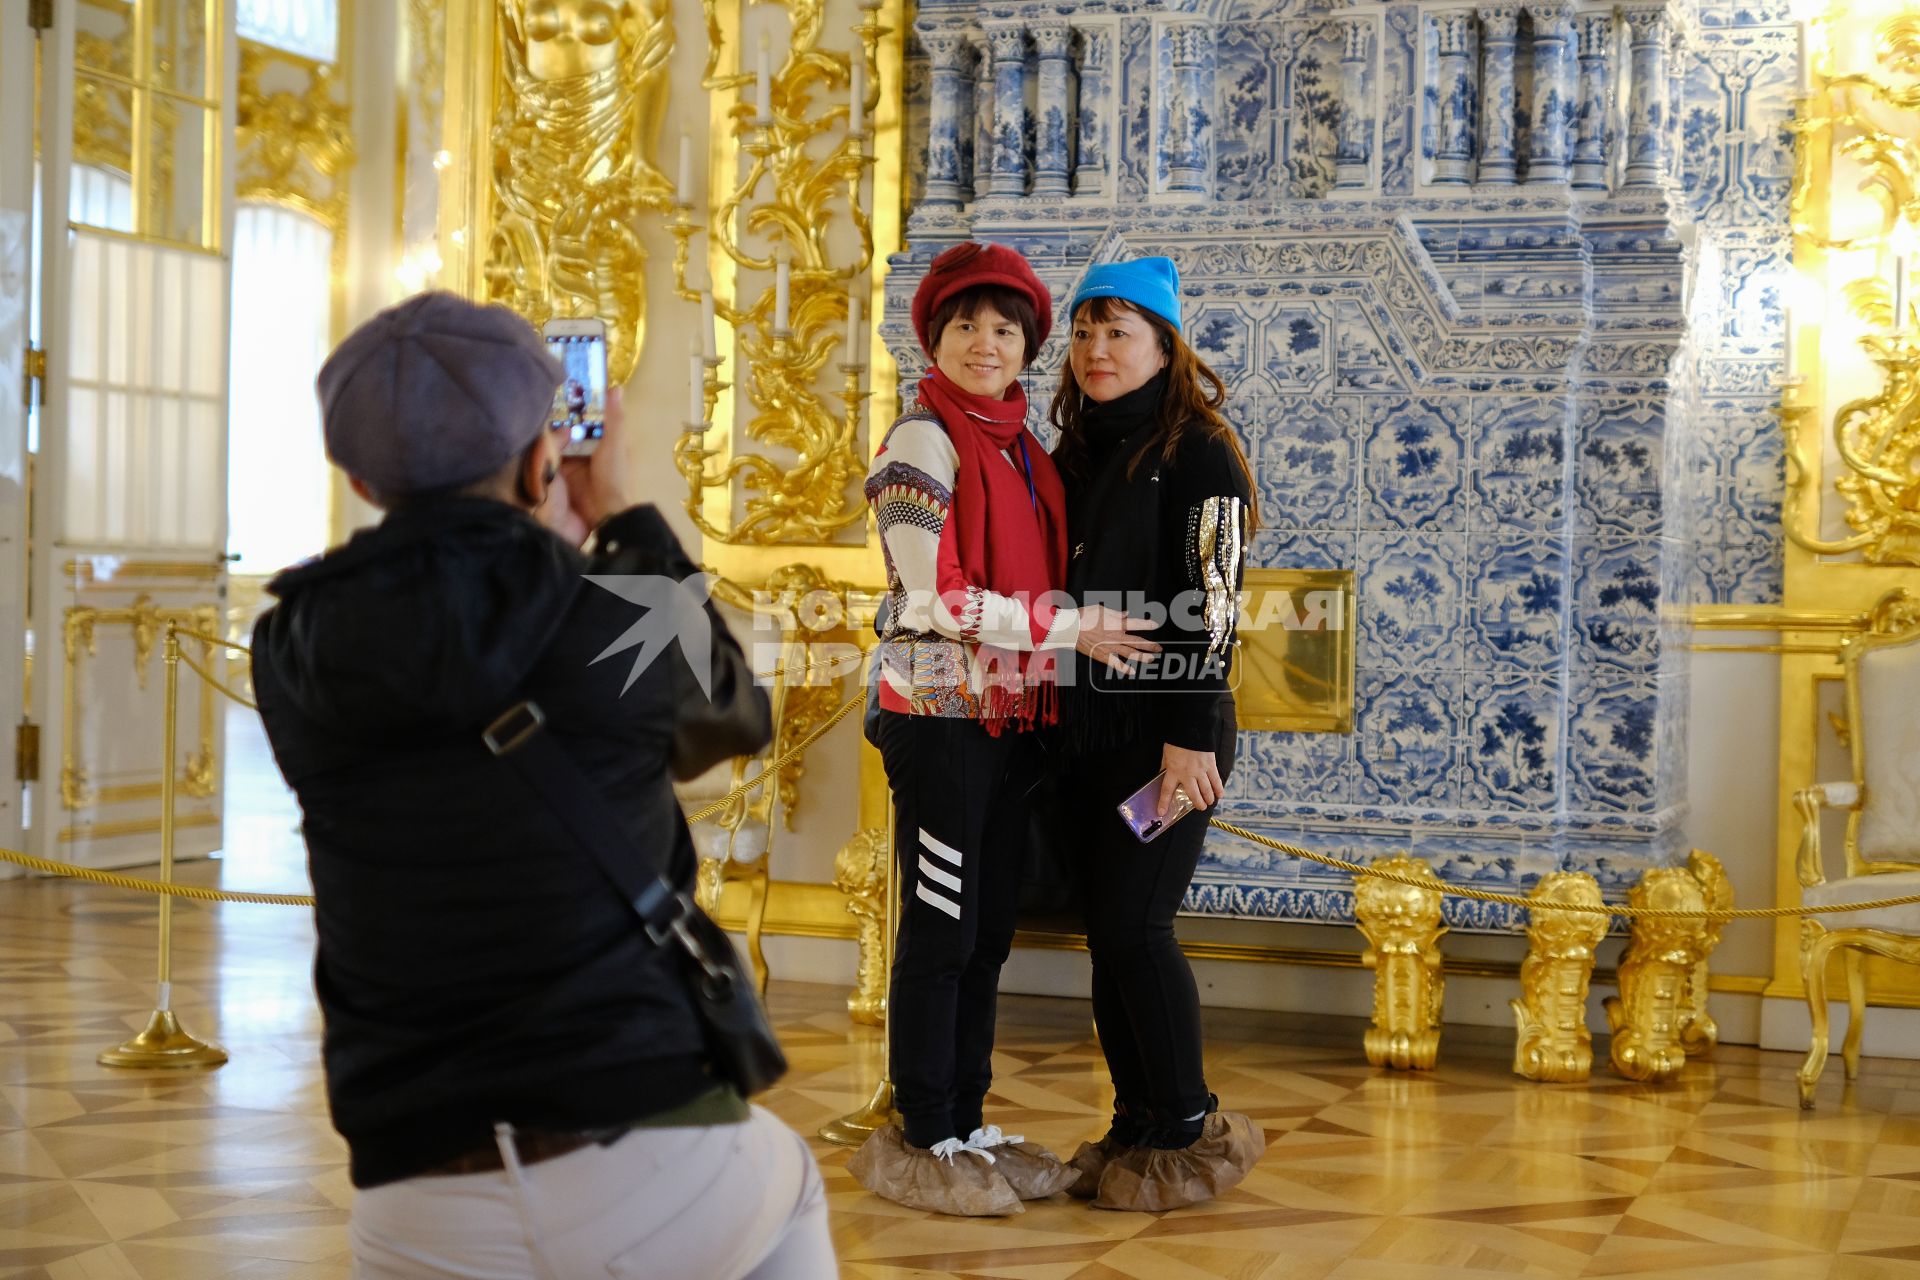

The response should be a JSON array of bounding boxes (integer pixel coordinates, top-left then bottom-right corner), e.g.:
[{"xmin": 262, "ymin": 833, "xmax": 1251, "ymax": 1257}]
[{"xmin": 486, "ymin": 0, "xmax": 675, "ymax": 383}]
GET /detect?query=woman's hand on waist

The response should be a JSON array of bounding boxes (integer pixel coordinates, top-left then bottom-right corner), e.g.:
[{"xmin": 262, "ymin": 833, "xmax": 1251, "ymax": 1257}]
[
  {"xmin": 1075, "ymin": 604, "xmax": 1161, "ymax": 675},
  {"xmin": 1159, "ymin": 743, "xmax": 1223, "ymax": 816}
]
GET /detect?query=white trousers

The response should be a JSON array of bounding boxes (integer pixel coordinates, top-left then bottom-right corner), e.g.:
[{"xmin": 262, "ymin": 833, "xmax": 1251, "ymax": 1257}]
[{"xmin": 349, "ymin": 1105, "xmax": 835, "ymax": 1280}]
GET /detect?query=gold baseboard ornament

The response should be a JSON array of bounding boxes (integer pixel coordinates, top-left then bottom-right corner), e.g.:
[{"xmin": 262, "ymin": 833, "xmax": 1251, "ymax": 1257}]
[
  {"xmin": 1355, "ymin": 854, "xmax": 1446, "ymax": 1070},
  {"xmin": 1605, "ymin": 867, "xmax": 1716, "ymax": 1083},
  {"xmin": 1511, "ymin": 872, "xmax": 1609, "ymax": 1083},
  {"xmin": 832, "ymin": 827, "xmax": 889, "ymax": 1026}
]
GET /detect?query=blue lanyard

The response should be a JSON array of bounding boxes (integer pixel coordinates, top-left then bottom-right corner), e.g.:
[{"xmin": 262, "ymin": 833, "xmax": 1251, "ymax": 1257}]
[{"xmin": 1015, "ymin": 435, "xmax": 1038, "ymax": 513}]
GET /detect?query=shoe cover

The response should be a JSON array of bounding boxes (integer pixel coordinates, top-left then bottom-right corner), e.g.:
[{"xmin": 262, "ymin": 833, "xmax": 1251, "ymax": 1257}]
[
  {"xmin": 847, "ymin": 1125, "xmax": 1024, "ymax": 1217},
  {"xmin": 964, "ymin": 1127, "xmax": 1078, "ymax": 1200},
  {"xmin": 1092, "ymin": 1111, "xmax": 1264, "ymax": 1212}
]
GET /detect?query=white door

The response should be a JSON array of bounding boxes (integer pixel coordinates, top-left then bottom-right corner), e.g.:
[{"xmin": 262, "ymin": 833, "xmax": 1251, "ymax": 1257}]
[
  {"xmin": 28, "ymin": 0, "xmax": 234, "ymax": 870},
  {"xmin": 0, "ymin": 1, "xmax": 35, "ymax": 875}
]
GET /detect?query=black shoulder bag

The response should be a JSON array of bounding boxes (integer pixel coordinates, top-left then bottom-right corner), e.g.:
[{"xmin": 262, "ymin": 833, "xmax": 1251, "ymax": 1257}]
[{"xmin": 482, "ymin": 701, "xmax": 788, "ymax": 1097}]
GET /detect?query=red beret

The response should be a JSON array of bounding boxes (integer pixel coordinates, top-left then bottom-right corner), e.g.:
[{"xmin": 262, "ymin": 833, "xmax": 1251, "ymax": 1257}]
[{"xmin": 910, "ymin": 242, "xmax": 1053, "ymax": 358}]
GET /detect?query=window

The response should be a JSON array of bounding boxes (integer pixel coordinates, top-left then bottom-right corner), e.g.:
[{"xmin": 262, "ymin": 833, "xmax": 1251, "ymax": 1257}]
[
  {"xmin": 227, "ymin": 204, "xmax": 333, "ymax": 571},
  {"xmin": 237, "ymin": 0, "xmax": 339, "ymax": 64}
]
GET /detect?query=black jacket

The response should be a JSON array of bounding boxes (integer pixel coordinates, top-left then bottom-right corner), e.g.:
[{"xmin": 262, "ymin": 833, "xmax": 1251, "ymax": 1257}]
[
  {"xmin": 1057, "ymin": 376, "xmax": 1251, "ymax": 755},
  {"xmin": 253, "ymin": 498, "xmax": 771, "ymax": 1188}
]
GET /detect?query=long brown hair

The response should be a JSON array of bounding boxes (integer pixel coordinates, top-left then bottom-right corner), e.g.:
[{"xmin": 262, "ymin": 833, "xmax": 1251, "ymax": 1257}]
[{"xmin": 1048, "ymin": 297, "xmax": 1260, "ymax": 531}]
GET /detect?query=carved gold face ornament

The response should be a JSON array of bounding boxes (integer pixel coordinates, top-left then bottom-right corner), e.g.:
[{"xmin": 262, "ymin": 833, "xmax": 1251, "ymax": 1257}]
[{"xmin": 524, "ymin": 0, "xmax": 626, "ymax": 81}]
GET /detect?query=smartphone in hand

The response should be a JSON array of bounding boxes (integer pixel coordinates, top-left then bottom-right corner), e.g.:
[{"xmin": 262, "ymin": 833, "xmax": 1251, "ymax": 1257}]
[
  {"xmin": 1117, "ymin": 770, "xmax": 1196, "ymax": 843},
  {"xmin": 543, "ymin": 318, "xmax": 608, "ymax": 457}
]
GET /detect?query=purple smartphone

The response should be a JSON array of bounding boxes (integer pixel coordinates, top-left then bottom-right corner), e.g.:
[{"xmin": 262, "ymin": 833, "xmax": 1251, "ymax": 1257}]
[{"xmin": 1116, "ymin": 770, "xmax": 1197, "ymax": 843}]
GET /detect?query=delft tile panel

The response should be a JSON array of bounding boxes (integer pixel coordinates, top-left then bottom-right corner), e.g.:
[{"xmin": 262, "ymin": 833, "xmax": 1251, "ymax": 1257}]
[
  {"xmin": 1215, "ymin": 24, "xmax": 1281, "ymax": 202},
  {"xmin": 1461, "ymin": 672, "xmax": 1562, "ymax": 812},
  {"xmin": 1249, "ymin": 393, "xmax": 1360, "ymax": 529}
]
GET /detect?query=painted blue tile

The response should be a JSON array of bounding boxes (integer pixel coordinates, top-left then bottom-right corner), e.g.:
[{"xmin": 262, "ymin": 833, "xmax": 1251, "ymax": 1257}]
[
  {"xmin": 1467, "ymin": 534, "xmax": 1568, "ymax": 669},
  {"xmin": 1226, "ymin": 727, "xmax": 1352, "ymax": 806},
  {"xmin": 1462, "ymin": 671, "xmax": 1561, "ymax": 811},
  {"xmin": 1566, "ymin": 674, "xmax": 1660, "ymax": 814},
  {"xmin": 1248, "ymin": 528, "xmax": 1357, "ymax": 572},
  {"xmin": 1358, "ymin": 531, "xmax": 1467, "ymax": 670},
  {"xmin": 1573, "ymin": 538, "xmax": 1665, "ymax": 672},
  {"xmin": 1262, "ymin": 308, "xmax": 1332, "ymax": 389},
  {"xmin": 1575, "ymin": 399, "xmax": 1666, "ymax": 536},
  {"xmin": 1471, "ymin": 397, "xmax": 1570, "ymax": 532},
  {"xmin": 1355, "ymin": 668, "xmax": 1461, "ymax": 808},
  {"xmin": 1188, "ymin": 303, "xmax": 1252, "ymax": 377},
  {"xmin": 1250, "ymin": 395, "xmax": 1358, "ymax": 529},
  {"xmin": 1362, "ymin": 397, "xmax": 1468, "ymax": 531}
]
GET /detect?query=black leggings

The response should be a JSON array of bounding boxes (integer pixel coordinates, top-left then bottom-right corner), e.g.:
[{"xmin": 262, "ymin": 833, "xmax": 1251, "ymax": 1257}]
[
  {"xmin": 879, "ymin": 712, "xmax": 1035, "ymax": 1149},
  {"xmin": 1065, "ymin": 731, "xmax": 1234, "ymax": 1125}
]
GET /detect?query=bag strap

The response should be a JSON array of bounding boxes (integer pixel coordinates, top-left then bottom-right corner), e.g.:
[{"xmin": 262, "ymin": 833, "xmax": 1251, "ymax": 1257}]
[{"xmin": 483, "ymin": 700, "xmax": 736, "ymax": 995}]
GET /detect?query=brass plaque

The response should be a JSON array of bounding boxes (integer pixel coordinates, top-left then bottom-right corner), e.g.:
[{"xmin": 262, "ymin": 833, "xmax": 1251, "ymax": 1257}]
[{"xmin": 1234, "ymin": 568, "xmax": 1355, "ymax": 734}]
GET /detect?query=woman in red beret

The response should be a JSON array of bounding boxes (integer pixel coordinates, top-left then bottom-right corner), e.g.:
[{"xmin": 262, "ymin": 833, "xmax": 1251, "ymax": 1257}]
[{"xmin": 850, "ymin": 242, "xmax": 1158, "ymax": 1216}]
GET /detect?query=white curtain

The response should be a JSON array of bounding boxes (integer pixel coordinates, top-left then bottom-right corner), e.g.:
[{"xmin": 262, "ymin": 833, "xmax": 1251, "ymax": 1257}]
[
  {"xmin": 227, "ymin": 203, "xmax": 332, "ymax": 572},
  {"xmin": 236, "ymin": 0, "xmax": 339, "ymax": 63}
]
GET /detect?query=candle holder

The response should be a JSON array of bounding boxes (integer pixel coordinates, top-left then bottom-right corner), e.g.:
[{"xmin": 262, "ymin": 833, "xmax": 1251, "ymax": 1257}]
[
  {"xmin": 704, "ymin": 355, "xmax": 731, "ymax": 426},
  {"xmin": 672, "ymin": 1, "xmax": 892, "ymax": 547}
]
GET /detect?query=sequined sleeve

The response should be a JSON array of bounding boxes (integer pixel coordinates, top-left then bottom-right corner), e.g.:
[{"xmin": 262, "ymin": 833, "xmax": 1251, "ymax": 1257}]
[{"xmin": 1185, "ymin": 495, "xmax": 1246, "ymax": 658}]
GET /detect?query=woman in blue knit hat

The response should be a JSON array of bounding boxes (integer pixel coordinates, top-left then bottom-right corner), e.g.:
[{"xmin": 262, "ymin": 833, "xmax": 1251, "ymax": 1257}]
[{"xmin": 1047, "ymin": 255, "xmax": 1266, "ymax": 1211}]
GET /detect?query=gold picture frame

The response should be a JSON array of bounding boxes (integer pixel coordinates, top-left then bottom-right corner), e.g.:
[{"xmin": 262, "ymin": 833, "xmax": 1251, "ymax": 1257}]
[{"xmin": 1234, "ymin": 567, "xmax": 1355, "ymax": 734}]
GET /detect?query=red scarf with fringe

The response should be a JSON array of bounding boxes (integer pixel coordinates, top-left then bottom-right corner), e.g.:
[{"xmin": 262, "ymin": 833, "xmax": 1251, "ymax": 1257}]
[{"xmin": 915, "ymin": 368, "xmax": 1069, "ymax": 733}]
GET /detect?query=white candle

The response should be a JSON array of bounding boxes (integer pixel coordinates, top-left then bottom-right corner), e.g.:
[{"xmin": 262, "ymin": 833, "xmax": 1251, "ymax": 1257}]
[
  {"xmin": 774, "ymin": 245, "xmax": 791, "ymax": 333},
  {"xmin": 701, "ymin": 291, "xmax": 718, "ymax": 361},
  {"xmin": 678, "ymin": 135, "xmax": 693, "ymax": 204},
  {"xmin": 1798, "ymin": 22, "xmax": 1811, "ymax": 96},
  {"xmin": 845, "ymin": 290, "xmax": 862, "ymax": 362},
  {"xmin": 850, "ymin": 57, "xmax": 866, "ymax": 137},
  {"xmin": 1783, "ymin": 306, "xmax": 1795, "ymax": 380},
  {"xmin": 690, "ymin": 335, "xmax": 706, "ymax": 424},
  {"xmin": 757, "ymin": 35, "xmax": 773, "ymax": 122}
]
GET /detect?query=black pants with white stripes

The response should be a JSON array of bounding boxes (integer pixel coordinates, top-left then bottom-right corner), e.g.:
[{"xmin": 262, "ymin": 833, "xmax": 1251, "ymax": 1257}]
[{"xmin": 877, "ymin": 710, "xmax": 1036, "ymax": 1150}]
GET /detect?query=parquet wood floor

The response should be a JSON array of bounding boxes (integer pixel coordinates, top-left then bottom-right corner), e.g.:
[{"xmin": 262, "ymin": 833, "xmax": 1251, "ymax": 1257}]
[{"xmin": 5, "ymin": 713, "xmax": 1920, "ymax": 1277}]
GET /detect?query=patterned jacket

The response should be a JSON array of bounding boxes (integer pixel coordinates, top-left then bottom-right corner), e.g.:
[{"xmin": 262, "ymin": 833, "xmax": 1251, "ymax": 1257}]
[{"xmin": 863, "ymin": 399, "xmax": 1081, "ymax": 719}]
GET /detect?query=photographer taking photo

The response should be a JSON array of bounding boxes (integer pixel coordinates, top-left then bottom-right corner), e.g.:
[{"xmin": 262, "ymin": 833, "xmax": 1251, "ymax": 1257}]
[{"xmin": 253, "ymin": 292, "xmax": 835, "ymax": 1278}]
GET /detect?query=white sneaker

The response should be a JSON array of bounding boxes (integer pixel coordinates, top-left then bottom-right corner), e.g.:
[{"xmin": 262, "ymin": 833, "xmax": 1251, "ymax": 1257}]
[
  {"xmin": 964, "ymin": 1125, "xmax": 1025, "ymax": 1152},
  {"xmin": 930, "ymin": 1136, "xmax": 995, "ymax": 1164}
]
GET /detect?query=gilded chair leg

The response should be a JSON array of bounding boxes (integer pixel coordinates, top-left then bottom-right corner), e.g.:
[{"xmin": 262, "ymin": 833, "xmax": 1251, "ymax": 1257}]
[
  {"xmin": 1843, "ymin": 947, "xmax": 1867, "ymax": 1081},
  {"xmin": 1799, "ymin": 923, "xmax": 1836, "ymax": 1109},
  {"xmin": 744, "ymin": 870, "xmax": 771, "ymax": 997}
]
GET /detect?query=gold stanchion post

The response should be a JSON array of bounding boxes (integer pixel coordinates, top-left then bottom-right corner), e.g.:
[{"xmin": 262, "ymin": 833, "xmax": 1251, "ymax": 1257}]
[
  {"xmin": 100, "ymin": 624, "xmax": 228, "ymax": 1069},
  {"xmin": 820, "ymin": 804, "xmax": 898, "ymax": 1145}
]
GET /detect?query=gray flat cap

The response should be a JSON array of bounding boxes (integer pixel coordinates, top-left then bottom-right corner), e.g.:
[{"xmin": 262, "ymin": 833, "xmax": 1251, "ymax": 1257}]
[{"xmin": 318, "ymin": 291, "xmax": 564, "ymax": 496}]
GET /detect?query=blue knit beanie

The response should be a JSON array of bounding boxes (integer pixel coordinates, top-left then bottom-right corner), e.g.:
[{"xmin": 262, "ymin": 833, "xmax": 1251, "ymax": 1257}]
[{"xmin": 1067, "ymin": 256, "xmax": 1183, "ymax": 333}]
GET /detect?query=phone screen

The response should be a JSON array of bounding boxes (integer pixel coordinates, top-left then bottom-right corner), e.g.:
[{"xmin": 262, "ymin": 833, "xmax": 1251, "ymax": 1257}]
[{"xmin": 546, "ymin": 330, "xmax": 608, "ymax": 447}]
